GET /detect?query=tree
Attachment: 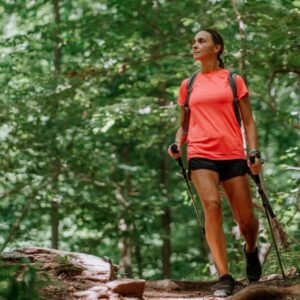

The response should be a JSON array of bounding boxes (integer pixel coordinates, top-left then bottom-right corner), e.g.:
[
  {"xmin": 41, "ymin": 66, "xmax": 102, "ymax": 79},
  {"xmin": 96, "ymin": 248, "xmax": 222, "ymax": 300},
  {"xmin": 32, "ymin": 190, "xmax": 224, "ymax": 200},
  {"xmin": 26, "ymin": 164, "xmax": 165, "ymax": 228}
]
[{"xmin": 0, "ymin": 0, "xmax": 299, "ymax": 280}]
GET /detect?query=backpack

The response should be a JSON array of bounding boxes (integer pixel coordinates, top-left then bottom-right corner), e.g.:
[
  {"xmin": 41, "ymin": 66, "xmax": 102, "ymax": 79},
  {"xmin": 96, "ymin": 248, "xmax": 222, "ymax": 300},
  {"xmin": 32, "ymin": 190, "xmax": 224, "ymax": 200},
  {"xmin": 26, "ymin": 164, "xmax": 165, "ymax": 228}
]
[{"xmin": 182, "ymin": 71, "xmax": 242, "ymax": 134}]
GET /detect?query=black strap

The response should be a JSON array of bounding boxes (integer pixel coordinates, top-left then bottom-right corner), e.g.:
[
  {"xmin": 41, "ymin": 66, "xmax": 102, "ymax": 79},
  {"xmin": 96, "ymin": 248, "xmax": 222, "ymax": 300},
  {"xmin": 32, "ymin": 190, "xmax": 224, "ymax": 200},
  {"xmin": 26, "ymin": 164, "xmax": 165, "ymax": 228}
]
[
  {"xmin": 228, "ymin": 72, "xmax": 242, "ymax": 127},
  {"xmin": 183, "ymin": 72, "xmax": 198, "ymax": 134}
]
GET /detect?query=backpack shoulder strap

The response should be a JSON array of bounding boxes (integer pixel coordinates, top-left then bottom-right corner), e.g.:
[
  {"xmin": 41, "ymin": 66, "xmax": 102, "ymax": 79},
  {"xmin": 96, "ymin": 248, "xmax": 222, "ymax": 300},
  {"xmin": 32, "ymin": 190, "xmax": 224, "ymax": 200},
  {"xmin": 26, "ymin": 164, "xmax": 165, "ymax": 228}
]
[
  {"xmin": 228, "ymin": 71, "xmax": 242, "ymax": 127},
  {"xmin": 184, "ymin": 72, "xmax": 198, "ymax": 107},
  {"xmin": 183, "ymin": 72, "xmax": 198, "ymax": 134}
]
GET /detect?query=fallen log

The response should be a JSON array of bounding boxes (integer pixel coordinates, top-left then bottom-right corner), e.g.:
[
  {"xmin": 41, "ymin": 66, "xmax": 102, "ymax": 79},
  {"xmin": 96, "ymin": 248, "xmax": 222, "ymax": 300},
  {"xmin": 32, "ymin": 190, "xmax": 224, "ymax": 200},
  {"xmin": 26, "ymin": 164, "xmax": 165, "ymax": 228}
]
[
  {"xmin": 0, "ymin": 247, "xmax": 145, "ymax": 300},
  {"xmin": 2, "ymin": 246, "xmax": 118, "ymax": 283}
]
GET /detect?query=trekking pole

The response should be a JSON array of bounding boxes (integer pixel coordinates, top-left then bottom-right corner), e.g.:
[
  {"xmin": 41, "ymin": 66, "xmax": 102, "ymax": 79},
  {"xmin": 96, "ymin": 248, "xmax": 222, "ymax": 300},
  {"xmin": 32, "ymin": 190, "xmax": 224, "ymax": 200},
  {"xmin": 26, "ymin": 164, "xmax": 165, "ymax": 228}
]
[
  {"xmin": 249, "ymin": 155, "xmax": 286, "ymax": 280},
  {"xmin": 170, "ymin": 144, "xmax": 205, "ymax": 235}
]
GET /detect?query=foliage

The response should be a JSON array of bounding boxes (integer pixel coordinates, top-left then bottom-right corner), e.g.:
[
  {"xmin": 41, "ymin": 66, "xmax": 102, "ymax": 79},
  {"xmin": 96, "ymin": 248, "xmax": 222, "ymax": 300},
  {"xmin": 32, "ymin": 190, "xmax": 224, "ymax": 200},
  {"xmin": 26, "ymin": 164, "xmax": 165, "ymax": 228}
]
[
  {"xmin": 0, "ymin": 0, "xmax": 299, "ymax": 281},
  {"xmin": 0, "ymin": 259, "xmax": 47, "ymax": 300}
]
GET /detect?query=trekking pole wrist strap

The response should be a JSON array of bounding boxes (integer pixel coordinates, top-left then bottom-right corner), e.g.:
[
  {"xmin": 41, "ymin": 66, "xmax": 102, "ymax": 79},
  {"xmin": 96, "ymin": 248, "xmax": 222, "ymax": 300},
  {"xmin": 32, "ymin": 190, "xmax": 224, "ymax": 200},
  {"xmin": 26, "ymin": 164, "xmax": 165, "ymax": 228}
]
[
  {"xmin": 248, "ymin": 149, "xmax": 262, "ymax": 164},
  {"xmin": 249, "ymin": 149, "xmax": 261, "ymax": 159}
]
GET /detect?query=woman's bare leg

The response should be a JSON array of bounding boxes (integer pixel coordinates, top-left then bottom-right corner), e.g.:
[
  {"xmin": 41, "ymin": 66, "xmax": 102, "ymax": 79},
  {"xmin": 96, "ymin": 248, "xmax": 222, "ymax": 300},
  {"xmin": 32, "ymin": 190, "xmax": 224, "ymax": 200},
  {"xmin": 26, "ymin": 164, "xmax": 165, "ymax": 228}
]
[
  {"xmin": 221, "ymin": 175, "xmax": 258, "ymax": 252},
  {"xmin": 191, "ymin": 169, "xmax": 228, "ymax": 276}
]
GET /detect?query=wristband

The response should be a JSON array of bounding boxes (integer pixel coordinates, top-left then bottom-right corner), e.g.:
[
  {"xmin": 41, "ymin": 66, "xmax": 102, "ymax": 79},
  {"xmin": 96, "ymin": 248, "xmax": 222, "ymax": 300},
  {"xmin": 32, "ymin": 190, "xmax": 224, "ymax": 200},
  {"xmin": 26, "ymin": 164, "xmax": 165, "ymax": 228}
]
[{"xmin": 249, "ymin": 149, "xmax": 261, "ymax": 159}]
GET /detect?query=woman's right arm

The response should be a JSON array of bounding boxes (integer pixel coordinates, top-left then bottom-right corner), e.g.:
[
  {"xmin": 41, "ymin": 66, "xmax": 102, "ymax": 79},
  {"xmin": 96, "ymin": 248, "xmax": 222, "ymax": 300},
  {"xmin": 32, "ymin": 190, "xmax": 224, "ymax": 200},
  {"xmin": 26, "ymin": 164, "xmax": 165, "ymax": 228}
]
[{"xmin": 168, "ymin": 106, "xmax": 187, "ymax": 159}]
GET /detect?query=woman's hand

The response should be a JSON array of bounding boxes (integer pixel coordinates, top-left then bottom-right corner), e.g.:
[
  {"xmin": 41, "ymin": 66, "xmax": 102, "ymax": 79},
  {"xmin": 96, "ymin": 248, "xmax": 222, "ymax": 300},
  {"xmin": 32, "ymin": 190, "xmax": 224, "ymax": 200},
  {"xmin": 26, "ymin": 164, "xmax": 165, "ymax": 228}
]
[
  {"xmin": 248, "ymin": 157, "xmax": 262, "ymax": 175},
  {"xmin": 167, "ymin": 143, "xmax": 181, "ymax": 160},
  {"xmin": 248, "ymin": 150, "xmax": 262, "ymax": 175}
]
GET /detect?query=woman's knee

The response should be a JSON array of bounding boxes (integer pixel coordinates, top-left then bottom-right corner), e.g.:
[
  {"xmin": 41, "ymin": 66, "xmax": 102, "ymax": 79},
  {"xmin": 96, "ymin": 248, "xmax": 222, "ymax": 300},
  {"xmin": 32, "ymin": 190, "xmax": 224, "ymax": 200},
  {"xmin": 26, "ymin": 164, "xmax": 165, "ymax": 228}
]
[
  {"xmin": 238, "ymin": 214, "xmax": 258, "ymax": 234},
  {"xmin": 202, "ymin": 199, "xmax": 222, "ymax": 218}
]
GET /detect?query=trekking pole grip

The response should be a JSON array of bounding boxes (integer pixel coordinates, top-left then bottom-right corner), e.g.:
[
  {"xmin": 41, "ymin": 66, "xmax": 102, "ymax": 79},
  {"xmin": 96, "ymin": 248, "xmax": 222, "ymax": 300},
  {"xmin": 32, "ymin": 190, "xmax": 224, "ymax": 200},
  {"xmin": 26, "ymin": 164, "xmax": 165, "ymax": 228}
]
[
  {"xmin": 249, "ymin": 155, "xmax": 256, "ymax": 165},
  {"xmin": 249, "ymin": 154, "xmax": 261, "ymax": 184},
  {"xmin": 170, "ymin": 144, "xmax": 184, "ymax": 169},
  {"xmin": 170, "ymin": 143, "xmax": 179, "ymax": 154}
]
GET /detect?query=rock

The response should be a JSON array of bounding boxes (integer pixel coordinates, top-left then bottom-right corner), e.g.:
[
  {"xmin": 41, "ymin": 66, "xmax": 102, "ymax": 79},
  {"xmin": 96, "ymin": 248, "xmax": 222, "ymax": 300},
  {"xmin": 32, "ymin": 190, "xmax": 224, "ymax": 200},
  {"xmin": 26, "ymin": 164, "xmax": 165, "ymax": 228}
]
[{"xmin": 107, "ymin": 279, "xmax": 145, "ymax": 297}]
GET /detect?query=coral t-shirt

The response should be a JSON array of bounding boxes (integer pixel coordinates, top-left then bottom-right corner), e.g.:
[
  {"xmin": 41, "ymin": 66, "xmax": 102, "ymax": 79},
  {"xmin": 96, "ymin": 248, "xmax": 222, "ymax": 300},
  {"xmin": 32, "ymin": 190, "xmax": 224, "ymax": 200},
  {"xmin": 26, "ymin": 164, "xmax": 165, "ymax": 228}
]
[{"xmin": 177, "ymin": 69, "xmax": 248, "ymax": 160}]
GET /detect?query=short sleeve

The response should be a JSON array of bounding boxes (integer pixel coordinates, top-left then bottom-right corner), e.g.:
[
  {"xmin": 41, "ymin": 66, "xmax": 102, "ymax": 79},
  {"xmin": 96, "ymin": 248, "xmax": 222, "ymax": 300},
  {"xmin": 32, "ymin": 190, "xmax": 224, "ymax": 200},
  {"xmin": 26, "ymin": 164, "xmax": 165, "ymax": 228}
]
[
  {"xmin": 177, "ymin": 79, "xmax": 188, "ymax": 106},
  {"xmin": 236, "ymin": 74, "xmax": 249, "ymax": 101}
]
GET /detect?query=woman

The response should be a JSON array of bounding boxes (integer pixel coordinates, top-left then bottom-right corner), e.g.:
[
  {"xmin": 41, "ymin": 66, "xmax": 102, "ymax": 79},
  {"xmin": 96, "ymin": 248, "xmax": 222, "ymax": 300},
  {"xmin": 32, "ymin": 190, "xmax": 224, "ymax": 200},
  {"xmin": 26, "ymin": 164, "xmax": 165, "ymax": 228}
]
[{"xmin": 168, "ymin": 29, "xmax": 262, "ymax": 297}]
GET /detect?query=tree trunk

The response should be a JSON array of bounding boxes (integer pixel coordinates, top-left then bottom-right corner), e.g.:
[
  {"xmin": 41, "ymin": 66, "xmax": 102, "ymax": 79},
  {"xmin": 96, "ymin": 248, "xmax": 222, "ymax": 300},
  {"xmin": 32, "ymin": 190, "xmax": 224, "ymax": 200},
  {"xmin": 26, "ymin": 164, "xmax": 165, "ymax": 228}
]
[
  {"xmin": 53, "ymin": 0, "xmax": 61, "ymax": 77},
  {"xmin": 161, "ymin": 149, "xmax": 171, "ymax": 278},
  {"xmin": 51, "ymin": 0, "xmax": 62, "ymax": 249},
  {"xmin": 133, "ymin": 223, "xmax": 143, "ymax": 278},
  {"xmin": 159, "ymin": 84, "xmax": 171, "ymax": 278},
  {"xmin": 116, "ymin": 147, "xmax": 133, "ymax": 277},
  {"xmin": 118, "ymin": 217, "xmax": 132, "ymax": 277},
  {"xmin": 51, "ymin": 199, "xmax": 59, "ymax": 249},
  {"xmin": 161, "ymin": 206, "xmax": 171, "ymax": 278}
]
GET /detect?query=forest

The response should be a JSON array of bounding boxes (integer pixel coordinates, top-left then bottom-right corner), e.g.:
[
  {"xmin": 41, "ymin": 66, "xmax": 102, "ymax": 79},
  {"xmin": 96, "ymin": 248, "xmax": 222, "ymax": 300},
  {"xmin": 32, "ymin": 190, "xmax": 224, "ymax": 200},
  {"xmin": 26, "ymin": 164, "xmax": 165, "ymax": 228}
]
[{"xmin": 0, "ymin": 0, "xmax": 299, "ymax": 295}]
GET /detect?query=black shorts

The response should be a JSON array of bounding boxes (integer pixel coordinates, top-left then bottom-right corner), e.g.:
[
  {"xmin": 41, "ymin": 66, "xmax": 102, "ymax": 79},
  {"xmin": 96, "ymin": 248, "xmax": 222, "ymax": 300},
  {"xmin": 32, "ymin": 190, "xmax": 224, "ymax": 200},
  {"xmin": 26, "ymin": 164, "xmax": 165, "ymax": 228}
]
[{"xmin": 188, "ymin": 157, "xmax": 248, "ymax": 182}]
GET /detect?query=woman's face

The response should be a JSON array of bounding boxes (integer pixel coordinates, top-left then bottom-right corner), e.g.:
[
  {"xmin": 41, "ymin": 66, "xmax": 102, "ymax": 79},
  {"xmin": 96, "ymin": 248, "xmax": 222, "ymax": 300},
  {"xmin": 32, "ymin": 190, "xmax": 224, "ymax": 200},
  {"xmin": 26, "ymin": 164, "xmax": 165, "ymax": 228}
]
[{"xmin": 192, "ymin": 31, "xmax": 221, "ymax": 62}]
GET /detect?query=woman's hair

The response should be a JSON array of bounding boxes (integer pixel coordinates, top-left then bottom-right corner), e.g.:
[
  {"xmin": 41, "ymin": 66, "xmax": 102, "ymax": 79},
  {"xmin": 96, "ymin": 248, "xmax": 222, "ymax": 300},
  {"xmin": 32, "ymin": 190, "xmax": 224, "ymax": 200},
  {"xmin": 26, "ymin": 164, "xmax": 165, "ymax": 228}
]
[{"xmin": 202, "ymin": 29, "xmax": 225, "ymax": 68}]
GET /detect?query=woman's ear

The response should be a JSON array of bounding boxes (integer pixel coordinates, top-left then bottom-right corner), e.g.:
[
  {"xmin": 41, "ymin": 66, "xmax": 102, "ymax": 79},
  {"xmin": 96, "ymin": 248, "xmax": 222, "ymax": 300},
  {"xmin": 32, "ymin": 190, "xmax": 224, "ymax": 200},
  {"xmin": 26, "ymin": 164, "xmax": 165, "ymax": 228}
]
[{"xmin": 214, "ymin": 44, "xmax": 222, "ymax": 54}]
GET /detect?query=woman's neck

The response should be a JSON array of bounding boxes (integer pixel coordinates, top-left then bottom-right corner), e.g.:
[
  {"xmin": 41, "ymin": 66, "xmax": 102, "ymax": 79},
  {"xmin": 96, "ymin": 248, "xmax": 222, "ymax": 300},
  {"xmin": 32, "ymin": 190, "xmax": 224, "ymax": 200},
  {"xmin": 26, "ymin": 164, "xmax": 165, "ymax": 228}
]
[{"xmin": 200, "ymin": 60, "xmax": 221, "ymax": 73}]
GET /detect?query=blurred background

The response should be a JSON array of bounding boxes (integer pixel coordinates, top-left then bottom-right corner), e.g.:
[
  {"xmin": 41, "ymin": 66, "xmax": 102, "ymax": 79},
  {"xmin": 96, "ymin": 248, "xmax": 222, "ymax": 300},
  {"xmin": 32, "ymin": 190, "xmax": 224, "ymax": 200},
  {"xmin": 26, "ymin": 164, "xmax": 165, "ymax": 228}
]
[{"xmin": 0, "ymin": 0, "xmax": 299, "ymax": 281}]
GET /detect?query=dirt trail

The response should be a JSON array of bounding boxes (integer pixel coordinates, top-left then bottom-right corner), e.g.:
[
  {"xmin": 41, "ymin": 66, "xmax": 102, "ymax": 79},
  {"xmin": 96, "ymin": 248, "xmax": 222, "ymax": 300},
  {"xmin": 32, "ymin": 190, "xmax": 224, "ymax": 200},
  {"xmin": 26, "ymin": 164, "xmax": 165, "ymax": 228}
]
[{"xmin": 1, "ymin": 247, "xmax": 300, "ymax": 300}]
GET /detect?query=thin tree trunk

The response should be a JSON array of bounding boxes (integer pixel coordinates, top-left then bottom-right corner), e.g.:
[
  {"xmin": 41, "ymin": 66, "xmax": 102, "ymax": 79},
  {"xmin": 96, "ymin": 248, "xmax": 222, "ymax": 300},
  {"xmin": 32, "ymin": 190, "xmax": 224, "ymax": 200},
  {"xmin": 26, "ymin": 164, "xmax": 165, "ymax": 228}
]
[
  {"xmin": 51, "ymin": 0, "xmax": 62, "ymax": 249},
  {"xmin": 133, "ymin": 223, "xmax": 143, "ymax": 278},
  {"xmin": 53, "ymin": 0, "xmax": 61, "ymax": 77},
  {"xmin": 51, "ymin": 199, "xmax": 59, "ymax": 249},
  {"xmin": 161, "ymin": 152, "xmax": 171, "ymax": 278},
  {"xmin": 118, "ymin": 218, "xmax": 132, "ymax": 277},
  {"xmin": 161, "ymin": 206, "xmax": 171, "ymax": 278},
  {"xmin": 159, "ymin": 84, "xmax": 171, "ymax": 278},
  {"xmin": 115, "ymin": 147, "xmax": 133, "ymax": 277}
]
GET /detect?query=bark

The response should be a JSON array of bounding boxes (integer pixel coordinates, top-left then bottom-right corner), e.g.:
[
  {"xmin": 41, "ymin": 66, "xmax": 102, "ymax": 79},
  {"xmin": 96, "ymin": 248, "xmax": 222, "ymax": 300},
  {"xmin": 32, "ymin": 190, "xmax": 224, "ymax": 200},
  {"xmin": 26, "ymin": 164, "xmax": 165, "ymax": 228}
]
[
  {"xmin": 133, "ymin": 223, "xmax": 143, "ymax": 278},
  {"xmin": 1, "ymin": 247, "xmax": 118, "ymax": 282},
  {"xmin": 118, "ymin": 219, "xmax": 132, "ymax": 277},
  {"xmin": 51, "ymin": 199, "xmax": 59, "ymax": 249},
  {"xmin": 50, "ymin": 0, "xmax": 62, "ymax": 250},
  {"xmin": 161, "ymin": 207, "xmax": 171, "ymax": 278},
  {"xmin": 159, "ymin": 84, "xmax": 171, "ymax": 279},
  {"xmin": 115, "ymin": 147, "xmax": 133, "ymax": 277},
  {"xmin": 161, "ymin": 152, "xmax": 171, "ymax": 278},
  {"xmin": 52, "ymin": 0, "xmax": 61, "ymax": 77}
]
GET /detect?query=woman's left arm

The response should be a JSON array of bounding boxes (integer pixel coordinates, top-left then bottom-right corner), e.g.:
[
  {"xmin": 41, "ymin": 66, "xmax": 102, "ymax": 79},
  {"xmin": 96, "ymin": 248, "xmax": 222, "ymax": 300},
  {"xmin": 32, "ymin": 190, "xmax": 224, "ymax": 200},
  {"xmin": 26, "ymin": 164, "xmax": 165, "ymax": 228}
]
[{"xmin": 239, "ymin": 96, "xmax": 262, "ymax": 174}]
